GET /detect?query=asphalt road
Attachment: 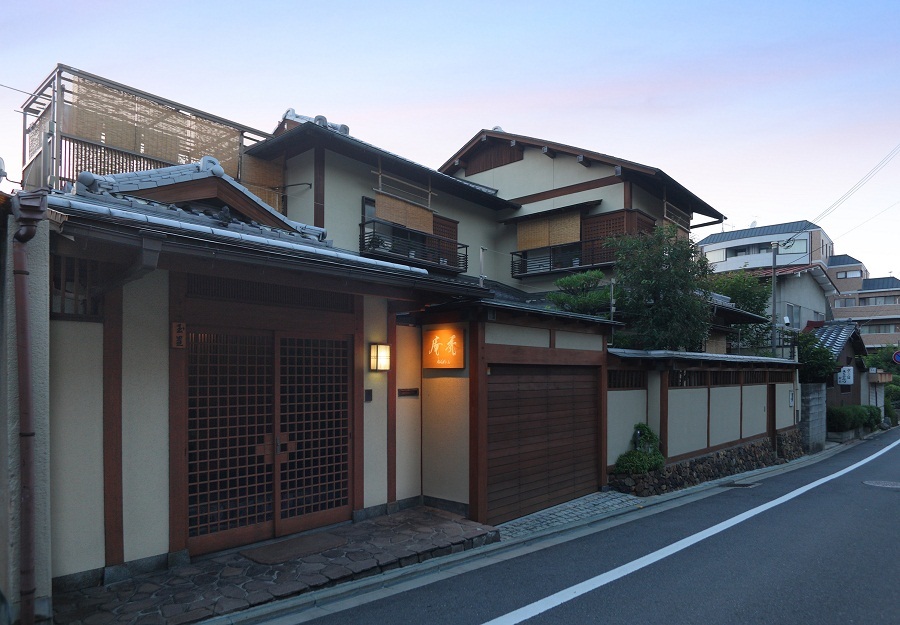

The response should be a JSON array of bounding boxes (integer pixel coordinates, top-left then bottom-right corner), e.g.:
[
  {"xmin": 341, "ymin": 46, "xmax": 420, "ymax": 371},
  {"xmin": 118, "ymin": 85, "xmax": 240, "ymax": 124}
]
[{"xmin": 286, "ymin": 429, "xmax": 900, "ymax": 625}]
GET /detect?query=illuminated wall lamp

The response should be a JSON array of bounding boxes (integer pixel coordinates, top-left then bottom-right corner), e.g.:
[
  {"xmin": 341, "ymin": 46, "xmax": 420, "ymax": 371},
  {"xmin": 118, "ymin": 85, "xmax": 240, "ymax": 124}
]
[{"xmin": 370, "ymin": 343, "xmax": 391, "ymax": 371}]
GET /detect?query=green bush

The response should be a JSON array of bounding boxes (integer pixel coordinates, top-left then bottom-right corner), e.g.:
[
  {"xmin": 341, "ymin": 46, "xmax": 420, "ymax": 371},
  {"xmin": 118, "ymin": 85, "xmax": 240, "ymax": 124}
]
[
  {"xmin": 614, "ymin": 449, "xmax": 665, "ymax": 474},
  {"xmin": 826, "ymin": 405, "xmax": 884, "ymax": 432},
  {"xmin": 614, "ymin": 423, "xmax": 665, "ymax": 474}
]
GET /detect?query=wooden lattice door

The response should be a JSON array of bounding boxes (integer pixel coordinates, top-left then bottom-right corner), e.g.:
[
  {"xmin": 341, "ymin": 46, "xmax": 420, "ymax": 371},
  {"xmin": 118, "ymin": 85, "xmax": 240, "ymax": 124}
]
[
  {"xmin": 186, "ymin": 330, "xmax": 353, "ymax": 553},
  {"xmin": 274, "ymin": 336, "xmax": 352, "ymax": 535}
]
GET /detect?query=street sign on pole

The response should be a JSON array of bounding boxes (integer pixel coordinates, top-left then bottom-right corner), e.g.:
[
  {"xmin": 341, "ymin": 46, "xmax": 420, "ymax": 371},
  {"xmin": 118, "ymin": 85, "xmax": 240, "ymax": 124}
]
[{"xmin": 892, "ymin": 350, "xmax": 900, "ymax": 365}]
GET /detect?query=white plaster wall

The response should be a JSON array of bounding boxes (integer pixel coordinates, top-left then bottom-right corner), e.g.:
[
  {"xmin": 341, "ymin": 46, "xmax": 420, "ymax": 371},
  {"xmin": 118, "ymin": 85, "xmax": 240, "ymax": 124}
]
[
  {"xmin": 742, "ymin": 385, "xmax": 768, "ymax": 437},
  {"xmin": 320, "ymin": 151, "xmax": 373, "ymax": 252},
  {"xmin": 484, "ymin": 323, "xmax": 549, "ymax": 347},
  {"xmin": 776, "ymin": 383, "xmax": 795, "ymax": 429},
  {"xmin": 631, "ymin": 184, "xmax": 664, "ymax": 217},
  {"xmin": 363, "ymin": 296, "xmax": 388, "ymax": 508},
  {"xmin": 556, "ymin": 331, "xmax": 604, "ymax": 351},
  {"xmin": 709, "ymin": 387, "xmax": 741, "ymax": 446},
  {"xmin": 667, "ymin": 388, "xmax": 708, "ymax": 457},
  {"xmin": 121, "ymin": 271, "xmax": 169, "ymax": 562},
  {"xmin": 49, "ymin": 321, "xmax": 105, "ymax": 577},
  {"xmin": 395, "ymin": 325, "xmax": 422, "ymax": 501},
  {"xmin": 607, "ymin": 390, "xmax": 647, "ymax": 464},
  {"xmin": 777, "ymin": 274, "xmax": 830, "ymax": 328},
  {"xmin": 421, "ymin": 323, "xmax": 469, "ymax": 505}
]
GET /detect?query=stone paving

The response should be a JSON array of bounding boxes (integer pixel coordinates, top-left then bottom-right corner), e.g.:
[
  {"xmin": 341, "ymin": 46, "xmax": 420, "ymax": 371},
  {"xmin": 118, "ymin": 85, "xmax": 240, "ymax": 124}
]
[
  {"xmin": 52, "ymin": 508, "xmax": 500, "ymax": 625},
  {"xmin": 497, "ymin": 490, "xmax": 642, "ymax": 540}
]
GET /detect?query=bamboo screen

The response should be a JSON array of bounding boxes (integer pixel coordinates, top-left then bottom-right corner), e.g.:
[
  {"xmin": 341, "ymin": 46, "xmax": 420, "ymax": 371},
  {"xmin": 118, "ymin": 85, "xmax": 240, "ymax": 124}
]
[
  {"xmin": 63, "ymin": 75, "xmax": 242, "ymax": 177},
  {"xmin": 516, "ymin": 212, "xmax": 581, "ymax": 250},
  {"xmin": 26, "ymin": 109, "xmax": 52, "ymax": 163},
  {"xmin": 240, "ymin": 153, "xmax": 285, "ymax": 213},
  {"xmin": 374, "ymin": 191, "xmax": 434, "ymax": 233}
]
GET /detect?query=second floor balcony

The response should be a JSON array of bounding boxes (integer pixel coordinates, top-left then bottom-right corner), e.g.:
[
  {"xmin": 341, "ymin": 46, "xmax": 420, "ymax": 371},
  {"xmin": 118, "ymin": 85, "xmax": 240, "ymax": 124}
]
[
  {"xmin": 360, "ymin": 218, "xmax": 468, "ymax": 274},
  {"xmin": 510, "ymin": 238, "xmax": 616, "ymax": 278}
]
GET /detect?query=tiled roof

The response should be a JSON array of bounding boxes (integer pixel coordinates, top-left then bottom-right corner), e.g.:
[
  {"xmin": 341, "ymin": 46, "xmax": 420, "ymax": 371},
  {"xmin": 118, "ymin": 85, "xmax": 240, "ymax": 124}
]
[
  {"xmin": 697, "ymin": 220, "xmax": 820, "ymax": 246},
  {"xmin": 827, "ymin": 254, "xmax": 862, "ymax": 267},
  {"xmin": 810, "ymin": 321, "xmax": 865, "ymax": 358},
  {"xmin": 862, "ymin": 277, "xmax": 900, "ymax": 291},
  {"xmin": 75, "ymin": 156, "xmax": 312, "ymax": 237}
]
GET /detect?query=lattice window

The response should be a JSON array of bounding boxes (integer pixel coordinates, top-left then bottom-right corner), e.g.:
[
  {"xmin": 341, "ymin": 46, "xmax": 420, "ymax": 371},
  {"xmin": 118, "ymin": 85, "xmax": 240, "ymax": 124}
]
[
  {"xmin": 278, "ymin": 337, "xmax": 351, "ymax": 519},
  {"xmin": 768, "ymin": 370, "xmax": 794, "ymax": 383},
  {"xmin": 187, "ymin": 332, "xmax": 274, "ymax": 537},
  {"xmin": 608, "ymin": 370, "xmax": 647, "ymax": 389},
  {"xmin": 710, "ymin": 371, "xmax": 740, "ymax": 386},
  {"xmin": 50, "ymin": 254, "xmax": 103, "ymax": 320},
  {"xmin": 669, "ymin": 370, "xmax": 708, "ymax": 388},
  {"xmin": 744, "ymin": 371, "xmax": 767, "ymax": 385}
]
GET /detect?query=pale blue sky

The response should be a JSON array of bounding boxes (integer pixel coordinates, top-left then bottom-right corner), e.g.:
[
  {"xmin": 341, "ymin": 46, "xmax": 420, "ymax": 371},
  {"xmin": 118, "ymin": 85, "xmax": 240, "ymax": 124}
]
[{"xmin": 2, "ymin": 0, "xmax": 898, "ymax": 276}]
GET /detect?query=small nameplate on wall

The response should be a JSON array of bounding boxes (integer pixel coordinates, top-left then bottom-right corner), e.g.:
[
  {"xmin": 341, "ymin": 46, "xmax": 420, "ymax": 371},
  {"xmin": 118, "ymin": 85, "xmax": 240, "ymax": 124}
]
[
  {"xmin": 398, "ymin": 388, "xmax": 420, "ymax": 397},
  {"xmin": 171, "ymin": 321, "xmax": 186, "ymax": 349}
]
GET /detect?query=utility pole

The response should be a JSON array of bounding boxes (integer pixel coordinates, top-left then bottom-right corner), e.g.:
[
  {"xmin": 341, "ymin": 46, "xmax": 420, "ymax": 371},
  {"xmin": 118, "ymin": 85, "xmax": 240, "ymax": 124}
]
[{"xmin": 771, "ymin": 242, "xmax": 779, "ymax": 357}]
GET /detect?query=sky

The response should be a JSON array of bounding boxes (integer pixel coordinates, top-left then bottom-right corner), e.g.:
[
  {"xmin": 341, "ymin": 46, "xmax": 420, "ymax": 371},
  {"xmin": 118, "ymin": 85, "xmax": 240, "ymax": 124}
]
[{"xmin": 1, "ymin": 0, "xmax": 898, "ymax": 277}]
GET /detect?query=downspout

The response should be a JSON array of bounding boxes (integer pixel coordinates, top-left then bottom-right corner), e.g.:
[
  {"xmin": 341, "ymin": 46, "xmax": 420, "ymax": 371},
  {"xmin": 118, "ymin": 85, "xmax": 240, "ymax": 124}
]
[{"xmin": 10, "ymin": 190, "xmax": 48, "ymax": 625}]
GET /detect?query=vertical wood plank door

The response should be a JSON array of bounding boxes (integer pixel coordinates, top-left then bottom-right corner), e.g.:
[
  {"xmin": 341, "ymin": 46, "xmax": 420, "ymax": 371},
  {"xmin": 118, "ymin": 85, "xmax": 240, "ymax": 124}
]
[{"xmin": 486, "ymin": 365, "xmax": 599, "ymax": 525}]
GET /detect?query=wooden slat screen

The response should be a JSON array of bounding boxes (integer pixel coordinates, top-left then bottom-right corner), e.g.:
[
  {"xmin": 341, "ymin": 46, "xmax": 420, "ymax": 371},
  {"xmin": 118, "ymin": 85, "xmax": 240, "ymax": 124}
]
[
  {"xmin": 487, "ymin": 365, "xmax": 599, "ymax": 525},
  {"xmin": 465, "ymin": 141, "xmax": 524, "ymax": 176},
  {"xmin": 375, "ymin": 191, "xmax": 434, "ymax": 233}
]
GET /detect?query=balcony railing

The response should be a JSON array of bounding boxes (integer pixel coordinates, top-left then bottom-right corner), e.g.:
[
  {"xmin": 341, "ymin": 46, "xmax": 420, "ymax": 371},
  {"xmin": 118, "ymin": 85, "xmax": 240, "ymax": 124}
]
[
  {"xmin": 360, "ymin": 218, "xmax": 468, "ymax": 273},
  {"xmin": 510, "ymin": 238, "xmax": 616, "ymax": 278}
]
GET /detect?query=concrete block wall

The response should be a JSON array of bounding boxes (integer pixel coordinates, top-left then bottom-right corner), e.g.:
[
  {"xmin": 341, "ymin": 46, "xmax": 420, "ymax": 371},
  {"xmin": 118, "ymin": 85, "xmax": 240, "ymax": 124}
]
[{"xmin": 800, "ymin": 383, "xmax": 826, "ymax": 454}]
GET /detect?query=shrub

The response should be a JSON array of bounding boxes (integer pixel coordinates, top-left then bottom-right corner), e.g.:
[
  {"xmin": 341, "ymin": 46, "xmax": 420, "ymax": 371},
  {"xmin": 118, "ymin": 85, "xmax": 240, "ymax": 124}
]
[
  {"xmin": 827, "ymin": 405, "xmax": 884, "ymax": 432},
  {"xmin": 614, "ymin": 423, "xmax": 665, "ymax": 474},
  {"xmin": 884, "ymin": 400, "xmax": 897, "ymax": 427}
]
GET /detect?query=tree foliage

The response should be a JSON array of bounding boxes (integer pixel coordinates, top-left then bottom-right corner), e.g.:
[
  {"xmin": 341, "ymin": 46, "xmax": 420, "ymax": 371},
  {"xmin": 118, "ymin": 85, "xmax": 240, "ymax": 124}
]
[
  {"xmin": 797, "ymin": 331, "xmax": 837, "ymax": 383},
  {"xmin": 708, "ymin": 270, "xmax": 772, "ymax": 352},
  {"xmin": 546, "ymin": 269, "xmax": 610, "ymax": 316},
  {"xmin": 611, "ymin": 225, "xmax": 712, "ymax": 351},
  {"xmin": 864, "ymin": 344, "xmax": 900, "ymax": 377}
]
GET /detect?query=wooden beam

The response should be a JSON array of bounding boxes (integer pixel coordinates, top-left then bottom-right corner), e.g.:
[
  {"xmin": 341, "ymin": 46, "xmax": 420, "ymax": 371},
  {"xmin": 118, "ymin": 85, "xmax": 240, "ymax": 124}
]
[
  {"xmin": 541, "ymin": 146, "xmax": 556, "ymax": 159},
  {"xmin": 578, "ymin": 155, "xmax": 591, "ymax": 167},
  {"xmin": 103, "ymin": 288, "xmax": 124, "ymax": 566},
  {"xmin": 508, "ymin": 175, "xmax": 621, "ymax": 205}
]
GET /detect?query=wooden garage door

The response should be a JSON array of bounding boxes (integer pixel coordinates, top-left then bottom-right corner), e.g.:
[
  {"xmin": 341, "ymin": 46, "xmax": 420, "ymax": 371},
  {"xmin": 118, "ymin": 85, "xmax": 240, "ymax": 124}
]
[{"xmin": 487, "ymin": 365, "xmax": 599, "ymax": 525}]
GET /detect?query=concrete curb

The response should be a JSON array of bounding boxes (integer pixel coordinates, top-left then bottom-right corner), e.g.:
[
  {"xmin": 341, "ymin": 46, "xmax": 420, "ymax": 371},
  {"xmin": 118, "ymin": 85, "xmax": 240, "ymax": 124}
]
[{"xmin": 201, "ymin": 435, "xmax": 877, "ymax": 625}]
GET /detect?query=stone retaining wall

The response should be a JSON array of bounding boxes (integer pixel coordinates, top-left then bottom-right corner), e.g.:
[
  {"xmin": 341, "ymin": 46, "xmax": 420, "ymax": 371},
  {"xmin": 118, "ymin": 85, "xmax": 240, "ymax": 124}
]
[{"xmin": 609, "ymin": 430, "xmax": 804, "ymax": 497}]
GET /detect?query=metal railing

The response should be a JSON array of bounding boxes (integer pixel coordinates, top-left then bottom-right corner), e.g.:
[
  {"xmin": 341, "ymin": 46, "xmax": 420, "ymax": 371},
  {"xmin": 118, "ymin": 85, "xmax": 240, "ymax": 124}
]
[
  {"xmin": 359, "ymin": 218, "xmax": 468, "ymax": 273},
  {"xmin": 510, "ymin": 239, "xmax": 616, "ymax": 278}
]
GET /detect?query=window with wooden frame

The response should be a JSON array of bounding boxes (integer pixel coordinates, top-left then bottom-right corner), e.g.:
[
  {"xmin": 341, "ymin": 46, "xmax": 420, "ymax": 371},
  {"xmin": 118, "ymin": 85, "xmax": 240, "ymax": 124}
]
[
  {"xmin": 50, "ymin": 254, "xmax": 103, "ymax": 320},
  {"xmin": 669, "ymin": 370, "xmax": 708, "ymax": 388},
  {"xmin": 608, "ymin": 370, "xmax": 647, "ymax": 390}
]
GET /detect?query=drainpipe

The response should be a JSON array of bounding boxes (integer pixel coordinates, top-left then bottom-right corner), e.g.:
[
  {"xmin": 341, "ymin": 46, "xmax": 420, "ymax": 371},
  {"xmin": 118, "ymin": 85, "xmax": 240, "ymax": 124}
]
[{"xmin": 10, "ymin": 190, "xmax": 48, "ymax": 625}]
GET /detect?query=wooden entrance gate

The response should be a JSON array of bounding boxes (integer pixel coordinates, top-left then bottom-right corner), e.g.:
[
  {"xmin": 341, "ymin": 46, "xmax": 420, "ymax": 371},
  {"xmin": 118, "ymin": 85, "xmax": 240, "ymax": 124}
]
[
  {"xmin": 486, "ymin": 365, "xmax": 599, "ymax": 525},
  {"xmin": 186, "ymin": 330, "xmax": 352, "ymax": 554}
]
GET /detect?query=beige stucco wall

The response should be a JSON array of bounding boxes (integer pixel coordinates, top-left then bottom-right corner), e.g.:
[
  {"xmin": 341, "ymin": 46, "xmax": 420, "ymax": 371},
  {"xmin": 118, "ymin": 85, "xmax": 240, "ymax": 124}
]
[
  {"xmin": 742, "ymin": 385, "xmax": 768, "ymax": 437},
  {"xmin": 1, "ymin": 221, "xmax": 52, "ymax": 618},
  {"xmin": 556, "ymin": 331, "xmax": 604, "ymax": 351},
  {"xmin": 421, "ymin": 323, "xmax": 469, "ymax": 505},
  {"xmin": 485, "ymin": 323, "xmax": 550, "ymax": 348},
  {"xmin": 709, "ymin": 387, "xmax": 741, "ymax": 446},
  {"xmin": 461, "ymin": 148, "xmax": 621, "ymax": 214},
  {"xmin": 363, "ymin": 296, "xmax": 389, "ymax": 508},
  {"xmin": 667, "ymin": 388, "xmax": 708, "ymax": 457},
  {"xmin": 49, "ymin": 321, "xmax": 105, "ymax": 577},
  {"xmin": 121, "ymin": 271, "xmax": 169, "ymax": 562},
  {"xmin": 607, "ymin": 390, "xmax": 647, "ymax": 464},
  {"xmin": 283, "ymin": 149, "xmax": 315, "ymax": 226},
  {"xmin": 631, "ymin": 184, "xmax": 664, "ymax": 218},
  {"xmin": 775, "ymin": 383, "xmax": 795, "ymax": 429},
  {"xmin": 395, "ymin": 325, "xmax": 422, "ymax": 501}
]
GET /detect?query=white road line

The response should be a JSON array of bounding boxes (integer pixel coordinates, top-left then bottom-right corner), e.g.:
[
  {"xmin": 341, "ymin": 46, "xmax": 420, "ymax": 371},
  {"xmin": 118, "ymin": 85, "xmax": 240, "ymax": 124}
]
[{"xmin": 482, "ymin": 437, "xmax": 900, "ymax": 625}]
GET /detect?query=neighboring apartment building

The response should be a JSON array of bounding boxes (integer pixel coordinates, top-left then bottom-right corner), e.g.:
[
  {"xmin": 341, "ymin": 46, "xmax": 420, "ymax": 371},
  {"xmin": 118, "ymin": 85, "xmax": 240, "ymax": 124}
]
[
  {"xmin": 697, "ymin": 221, "xmax": 837, "ymax": 350},
  {"xmin": 826, "ymin": 254, "xmax": 900, "ymax": 349}
]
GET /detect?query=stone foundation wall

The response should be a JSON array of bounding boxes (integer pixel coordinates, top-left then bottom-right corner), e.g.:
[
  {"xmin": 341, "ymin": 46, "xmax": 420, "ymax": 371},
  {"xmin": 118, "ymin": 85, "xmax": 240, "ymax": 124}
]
[{"xmin": 609, "ymin": 430, "xmax": 804, "ymax": 497}]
